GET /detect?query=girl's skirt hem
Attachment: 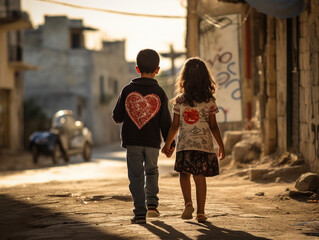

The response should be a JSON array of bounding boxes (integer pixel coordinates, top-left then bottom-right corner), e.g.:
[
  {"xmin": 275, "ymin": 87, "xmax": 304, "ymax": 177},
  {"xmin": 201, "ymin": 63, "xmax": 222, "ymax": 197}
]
[{"xmin": 174, "ymin": 150, "xmax": 219, "ymax": 177}]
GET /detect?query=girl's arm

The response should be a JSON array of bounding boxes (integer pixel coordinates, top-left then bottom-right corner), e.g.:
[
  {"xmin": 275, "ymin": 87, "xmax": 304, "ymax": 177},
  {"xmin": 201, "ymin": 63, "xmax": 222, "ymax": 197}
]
[
  {"xmin": 161, "ymin": 113, "xmax": 180, "ymax": 156},
  {"xmin": 209, "ymin": 114, "xmax": 225, "ymax": 160}
]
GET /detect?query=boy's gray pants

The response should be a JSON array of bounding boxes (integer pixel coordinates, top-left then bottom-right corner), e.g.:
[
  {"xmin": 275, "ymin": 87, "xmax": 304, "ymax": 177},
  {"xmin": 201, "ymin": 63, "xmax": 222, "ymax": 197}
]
[{"xmin": 126, "ymin": 145, "xmax": 159, "ymax": 217}]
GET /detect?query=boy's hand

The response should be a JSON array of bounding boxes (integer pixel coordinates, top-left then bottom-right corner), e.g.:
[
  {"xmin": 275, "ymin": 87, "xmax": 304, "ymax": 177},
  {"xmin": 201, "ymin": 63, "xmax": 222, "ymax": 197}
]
[{"xmin": 161, "ymin": 145, "xmax": 168, "ymax": 155}]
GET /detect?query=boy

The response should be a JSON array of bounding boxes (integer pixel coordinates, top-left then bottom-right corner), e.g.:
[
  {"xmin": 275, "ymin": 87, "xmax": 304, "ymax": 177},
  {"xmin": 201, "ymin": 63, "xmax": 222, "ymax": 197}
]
[{"xmin": 112, "ymin": 49, "xmax": 174, "ymax": 224}]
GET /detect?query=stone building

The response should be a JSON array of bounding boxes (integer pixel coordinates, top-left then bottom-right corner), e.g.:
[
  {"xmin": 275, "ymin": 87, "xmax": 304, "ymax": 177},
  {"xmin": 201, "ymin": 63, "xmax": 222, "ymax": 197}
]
[
  {"xmin": 186, "ymin": 0, "xmax": 319, "ymax": 173},
  {"xmin": 186, "ymin": 0, "xmax": 255, "ymax": 134},
  {"xmin": 0, "ymin": 0, "xmax": 34, "ymax": 154},
  {"xmin": 23, "ymin": 16, "xmax": 136, "ymax": 146}
]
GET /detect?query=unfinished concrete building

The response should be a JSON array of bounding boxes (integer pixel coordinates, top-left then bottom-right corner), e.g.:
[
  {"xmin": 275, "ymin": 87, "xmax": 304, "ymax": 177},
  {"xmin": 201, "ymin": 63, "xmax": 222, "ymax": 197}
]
[{"xmin": 23, "ymin": 16, "xmax": 136, "ymax": 146}]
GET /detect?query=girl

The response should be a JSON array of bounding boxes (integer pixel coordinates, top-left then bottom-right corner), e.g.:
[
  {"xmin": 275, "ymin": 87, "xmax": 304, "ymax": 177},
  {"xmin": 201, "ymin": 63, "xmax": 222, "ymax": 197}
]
[{"xmin": 162, "ymin": 57, "xmax": 225, "ymax": 223}]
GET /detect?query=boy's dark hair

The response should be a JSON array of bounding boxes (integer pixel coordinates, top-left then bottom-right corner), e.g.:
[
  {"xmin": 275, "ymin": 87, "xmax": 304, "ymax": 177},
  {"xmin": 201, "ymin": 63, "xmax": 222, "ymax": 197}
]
[{"xmin": 136, "ymin": 49, "xmax": 160, "ymax": 73}]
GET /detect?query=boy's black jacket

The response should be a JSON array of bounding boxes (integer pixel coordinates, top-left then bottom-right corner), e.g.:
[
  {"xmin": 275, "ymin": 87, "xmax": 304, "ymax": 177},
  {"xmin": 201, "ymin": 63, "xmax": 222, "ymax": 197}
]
[{"xmin": 112, "ymin": 77, "xmax": 173, "ymax": 149}]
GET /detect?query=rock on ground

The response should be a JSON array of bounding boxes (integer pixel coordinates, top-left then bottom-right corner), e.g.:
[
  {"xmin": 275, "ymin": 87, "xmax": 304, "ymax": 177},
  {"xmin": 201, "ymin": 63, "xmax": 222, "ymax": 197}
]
[
  {"xmin": 223, "ymin": 130, "xmax": 260, "ymax": 155},
  {"xmin": 295, "ymin": 172, "xmax": 319, "ymax": 192}
]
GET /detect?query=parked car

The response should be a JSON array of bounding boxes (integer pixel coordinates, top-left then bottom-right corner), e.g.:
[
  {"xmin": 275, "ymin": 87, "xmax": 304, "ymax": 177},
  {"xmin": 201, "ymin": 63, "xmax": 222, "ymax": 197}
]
[{"xmin": 29, "ymin": 110, "xmax": 93, "ymax": 164}]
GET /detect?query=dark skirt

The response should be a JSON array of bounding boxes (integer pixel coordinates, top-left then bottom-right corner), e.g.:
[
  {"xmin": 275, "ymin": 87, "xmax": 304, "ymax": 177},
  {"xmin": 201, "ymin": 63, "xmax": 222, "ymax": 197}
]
[{"xmin": 174, "ymin": 150, "xmax": 219, "ymax": 177}]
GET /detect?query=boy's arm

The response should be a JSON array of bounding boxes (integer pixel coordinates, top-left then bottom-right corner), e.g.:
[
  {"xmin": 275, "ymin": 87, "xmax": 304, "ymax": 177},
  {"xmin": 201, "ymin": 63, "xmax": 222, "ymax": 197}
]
[
  {"xmin": 159, "ymin": 94, "xmax": 171, "ymax": 140},
  {"xmin": 162, "ymin": 113, "xmax": 179, "ymax": 151},
  {"xmin": 209, "ymin": 114, "xmax": 225, "ymax": 160},
  {"xmin": 159, "ymin": 94, "xmax": 175, "ymax": 148},
  {"xmin": 112, "ymin": 91, "xmax": 125, "ymax": 124}
]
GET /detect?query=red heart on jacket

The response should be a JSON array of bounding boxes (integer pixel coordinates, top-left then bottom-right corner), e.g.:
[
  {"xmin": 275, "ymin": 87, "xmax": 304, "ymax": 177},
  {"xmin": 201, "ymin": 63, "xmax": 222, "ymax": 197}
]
[{"xmin": 125, "ymin": 92, "xmax": 161, "ymax": 129}]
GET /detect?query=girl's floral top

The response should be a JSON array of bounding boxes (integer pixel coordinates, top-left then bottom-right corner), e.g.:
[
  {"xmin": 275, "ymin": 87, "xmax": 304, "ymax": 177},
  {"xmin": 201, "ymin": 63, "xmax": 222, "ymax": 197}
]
[{"xmin": 173, "ymin": 98, "xmax": 219, "ymax": 153}]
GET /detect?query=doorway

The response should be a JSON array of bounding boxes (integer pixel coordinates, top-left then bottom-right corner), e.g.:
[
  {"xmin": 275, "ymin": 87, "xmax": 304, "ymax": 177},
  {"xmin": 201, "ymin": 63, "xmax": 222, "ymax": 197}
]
[
  {"xmin": 286, "ymin": 18, "xmax": 299, "ymax": 152},
  {"xmin": 0, "ymin": 90, "xmax": 10, "ymax": 149}
]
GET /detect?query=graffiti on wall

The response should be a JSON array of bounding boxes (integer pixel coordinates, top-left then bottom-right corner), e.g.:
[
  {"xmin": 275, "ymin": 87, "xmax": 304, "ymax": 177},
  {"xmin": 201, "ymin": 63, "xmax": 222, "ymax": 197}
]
[{"xmin": 199, "ymin": 14, "xmax": 242, "ymax": 123}]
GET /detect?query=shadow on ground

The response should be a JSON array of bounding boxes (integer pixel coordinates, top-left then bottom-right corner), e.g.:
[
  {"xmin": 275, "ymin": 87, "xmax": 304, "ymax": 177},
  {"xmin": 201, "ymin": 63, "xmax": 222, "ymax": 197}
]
[
  {"xmin": 141, "ymin": 220, "xmax": 271, "ymax": 240},
  {"xmin": 0, "ymin": 194, "xmax": 130, "ymax": 240}
]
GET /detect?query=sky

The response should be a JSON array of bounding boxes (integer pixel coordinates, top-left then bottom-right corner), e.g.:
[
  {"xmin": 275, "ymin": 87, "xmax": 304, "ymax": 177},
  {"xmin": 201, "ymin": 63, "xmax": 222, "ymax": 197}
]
[{"xmin": 21, "ymin": 0, "xmax": 187, "ymax": 70}]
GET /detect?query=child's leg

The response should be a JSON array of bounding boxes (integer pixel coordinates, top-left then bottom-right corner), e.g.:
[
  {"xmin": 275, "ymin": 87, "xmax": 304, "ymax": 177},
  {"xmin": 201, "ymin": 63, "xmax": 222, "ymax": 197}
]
[
  {"xmin": 126, "ymin": 146, "xmax": 147, "ymax": 217},
  {"xmin": 193, "ymin": 174, "xmax": 206, "ymax": 214},
  {"xmin": 144, "ymin": 146, "xmax": 159, "ymax": 208},
  {"xmin": 180, "ymin": 172, "xmax": 194, "ymax": 219},
  {"xmin": 180, "ymin": 172, "xmax": 192, "ymax": 205}
]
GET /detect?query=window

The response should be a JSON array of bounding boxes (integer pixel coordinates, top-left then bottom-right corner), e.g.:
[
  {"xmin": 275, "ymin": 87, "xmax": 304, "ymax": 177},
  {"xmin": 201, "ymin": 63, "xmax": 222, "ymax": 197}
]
[
  {"xmin": 114, "ymin": 80, "xmax": 118, "ymax": 95},
  {"xmin": 0, "ymin": 90, "xmax": 10, "ymax": 148},
  {"xmin": 71, "ymin": 33, "xmax": 81, "ymax": 49},
  {"xmin": 108, "ymin": 77, "xmax": 118, "ymax": 95},
  {"xmin": 100, "ymin": 75, "xmax": 105, "ymax": 97},
  {"xmin": 100, "ymin": 75, "xmax": 107, "ymax": 103}
]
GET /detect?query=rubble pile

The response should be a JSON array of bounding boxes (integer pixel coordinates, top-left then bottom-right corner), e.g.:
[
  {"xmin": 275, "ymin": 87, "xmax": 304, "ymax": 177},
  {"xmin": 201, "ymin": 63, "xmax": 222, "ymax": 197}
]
[
  {"xmin": 223, "ymin": 130, "xmax": 261, "ymax": 166},
  {"xmin": 221, "ymin": 130, "xmax": 310, "ymax": 184}
]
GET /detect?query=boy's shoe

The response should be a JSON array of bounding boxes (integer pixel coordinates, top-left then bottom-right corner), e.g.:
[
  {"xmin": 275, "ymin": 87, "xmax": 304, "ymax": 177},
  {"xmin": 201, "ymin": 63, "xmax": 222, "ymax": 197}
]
[
  {"xmin": 146, "ymin": 206, "xmax": 160, "ymax": 218},
  {"xmin": 131, "ymin": 215, "xmax": 146, "ymax": 224}
]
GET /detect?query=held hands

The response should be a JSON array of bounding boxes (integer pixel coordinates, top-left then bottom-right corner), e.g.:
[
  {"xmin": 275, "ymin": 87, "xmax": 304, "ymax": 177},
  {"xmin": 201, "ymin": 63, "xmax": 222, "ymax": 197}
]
[{"xmin": 161, "ymin": 144, "xmax": 175, "ymax": 158}]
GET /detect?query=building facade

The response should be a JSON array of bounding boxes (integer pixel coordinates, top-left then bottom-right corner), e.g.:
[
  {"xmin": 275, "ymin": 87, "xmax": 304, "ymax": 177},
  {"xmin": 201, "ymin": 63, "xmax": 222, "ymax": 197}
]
[
  {"xmin": 0, "ymin": 0, "xmax": 34, "ymax": 153},
  {"xmin": 23, "ymin": 16, "xmax": 136, "ymax": 146},
  {"xmin": 187, "ymin": 0, "xmax": 254, "ymax": 133},
  {"xmin": 186, "ymin": 0, "xmax": 319, "ymax": 173}
]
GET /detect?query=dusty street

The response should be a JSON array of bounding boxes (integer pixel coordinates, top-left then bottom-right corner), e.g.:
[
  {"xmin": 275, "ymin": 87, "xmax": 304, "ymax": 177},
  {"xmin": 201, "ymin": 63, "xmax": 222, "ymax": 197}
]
[{"xmin": 0, "ymin": 146, "xmax": 318, "ymax": 239}]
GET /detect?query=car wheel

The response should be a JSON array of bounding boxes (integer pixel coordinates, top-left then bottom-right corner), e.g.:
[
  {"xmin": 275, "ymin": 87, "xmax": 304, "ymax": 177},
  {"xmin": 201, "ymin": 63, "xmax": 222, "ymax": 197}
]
[
  {"xmin": 52, "ymin": 144, "xmax": 61, "ymax": 164},
  {"xmin": 83, "ymin": 143, "xmax": 91, "ymax": 161},
  {"xmin": 31, "ymin": 145, "xmax": 39, "ymax": 164}
]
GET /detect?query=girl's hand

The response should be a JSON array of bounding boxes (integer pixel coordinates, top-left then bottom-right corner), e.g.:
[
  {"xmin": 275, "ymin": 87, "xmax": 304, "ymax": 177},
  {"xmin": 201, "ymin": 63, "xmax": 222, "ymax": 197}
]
[
  {"xmin": 165, "ymin": 146, "xmax": 175, "ymax": 158},
  {"xmin": 218, "ymin": 147, "xmax": 225, "ymax": 160}
]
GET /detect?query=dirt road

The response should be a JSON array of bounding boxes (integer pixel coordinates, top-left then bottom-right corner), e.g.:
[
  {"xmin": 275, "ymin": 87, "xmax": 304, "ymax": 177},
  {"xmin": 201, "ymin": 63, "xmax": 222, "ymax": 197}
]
[{"xmin": 0, "ymin": 156, "xmax": 318, "ymax": 239}]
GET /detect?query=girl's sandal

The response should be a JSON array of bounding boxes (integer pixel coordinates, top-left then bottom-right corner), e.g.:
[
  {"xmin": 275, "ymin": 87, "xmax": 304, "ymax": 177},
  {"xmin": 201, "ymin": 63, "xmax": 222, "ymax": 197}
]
[
  {"xmin": 196, "ymin": 214, "xmax": 207, "ymax": 223},
  {"xmin": 181, "ymin": 202, "xmax": 194, "ymax": 219}
]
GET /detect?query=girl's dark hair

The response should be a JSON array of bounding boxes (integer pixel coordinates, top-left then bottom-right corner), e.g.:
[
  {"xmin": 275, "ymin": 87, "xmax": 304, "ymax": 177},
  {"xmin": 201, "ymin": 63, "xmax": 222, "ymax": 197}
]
[
  {"xmin": 136, "ymin": 49, "xmax": 160, "ymax": 73},
  {"xmin": 175, "ymin": 57, "xmax": 216, "ymax": 106}
]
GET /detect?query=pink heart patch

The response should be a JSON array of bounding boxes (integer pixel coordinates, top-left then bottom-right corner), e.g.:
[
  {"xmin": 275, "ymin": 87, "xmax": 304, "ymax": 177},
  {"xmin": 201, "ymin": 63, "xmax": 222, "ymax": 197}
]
[{"xmin": 125, "ymin": 92, "xmax": 161, "ymax": 129}]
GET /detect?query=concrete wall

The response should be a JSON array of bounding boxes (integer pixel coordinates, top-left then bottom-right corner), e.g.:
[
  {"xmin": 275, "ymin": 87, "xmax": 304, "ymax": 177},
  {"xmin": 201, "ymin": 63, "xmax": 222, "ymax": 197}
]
[
  {"xmin": 43, "ymin": 16, "xmax": 69, "ymax": 51},
  {"xmin": 11, "ymin": 73, "xmax": 24, "ymax": 150},
  {"xmin": 276, "ymin": 19, "xmax": 287, "ymax": 151},
  {"xmin": 0, "ymin": 0, "xmax": 32, "ymax": 152},
  {"xmin": 263, "ymin": 16, "xmax": 277, "ymax": 154},
  {"xmin": 196, "ymin": 0, "xmax": 251, "ymax": 135},
  {"xmin": 298, "ymin": 0, "xmax": 319, "ymax": 172},
  {"xmin": 23, "ymin": 46, "xmax": 92, "ymax": 116},
  {"xmin": 24, "ymin": 36, "xmax": 94, "ymax": 141},
  {"xmin": 91, "ymin": 42, "xmax": 137, "ymax": 145},
  {"xmin": 192, "ymin": 0, "xmax": 319, "ymax": 173},
  {"xmin": 23, "ymin": 16, "xmax": 136, "ymax": 146},
  {"xmin": 265, "ymin": 0, "xmax": 319, "ymax": 172},
  {"xmin": 0, "ymin": 31, "xmax": 14, "ymax": 89}
]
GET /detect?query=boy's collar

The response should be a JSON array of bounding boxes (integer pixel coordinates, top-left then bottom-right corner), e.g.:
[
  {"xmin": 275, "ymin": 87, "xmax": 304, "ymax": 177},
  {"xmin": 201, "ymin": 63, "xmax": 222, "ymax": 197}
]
[{"xmin": 130, "ymin": 77, "xmax": 159, "ymax": 86}]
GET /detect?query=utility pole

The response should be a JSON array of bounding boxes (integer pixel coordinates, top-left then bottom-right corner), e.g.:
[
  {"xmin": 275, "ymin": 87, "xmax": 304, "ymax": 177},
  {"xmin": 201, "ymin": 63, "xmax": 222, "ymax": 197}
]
[
  {"xmin": 186, "ymin": 0, "xmax": 199, "ymax": 57},
  {"xmin": 160, "ymin": 44, "xmax": 185, "ymax": 76}
]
